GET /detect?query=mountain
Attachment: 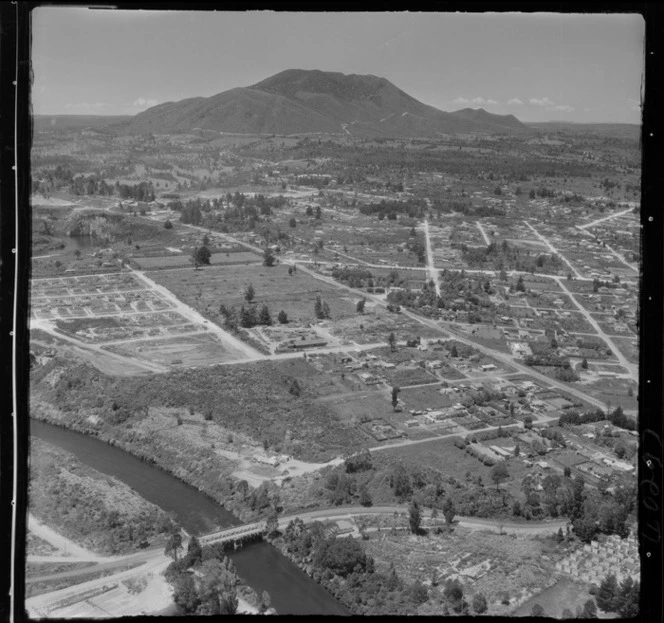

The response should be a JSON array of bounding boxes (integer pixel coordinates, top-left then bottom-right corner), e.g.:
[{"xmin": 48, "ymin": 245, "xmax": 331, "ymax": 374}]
[{"xmin": 119, "ymin": 69, "xmax": 530, "ymax": 138}]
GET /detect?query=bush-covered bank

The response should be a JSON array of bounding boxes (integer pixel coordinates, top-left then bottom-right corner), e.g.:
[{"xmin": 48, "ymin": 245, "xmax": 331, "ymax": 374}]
[{"xmin": 29, "ymin": 438, "xmax": 177, "ymax": 555}]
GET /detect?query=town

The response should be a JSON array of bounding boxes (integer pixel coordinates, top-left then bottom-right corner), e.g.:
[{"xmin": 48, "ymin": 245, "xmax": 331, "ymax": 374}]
[{"xmin": 24, "ymin": 11, "xmax": 643, "ymax": 618}]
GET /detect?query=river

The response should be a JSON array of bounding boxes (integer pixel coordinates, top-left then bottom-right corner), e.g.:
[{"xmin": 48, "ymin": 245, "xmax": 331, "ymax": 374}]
[{"xmin": 30, "ymin": 420, "xmax": 350, "ymax": 616}]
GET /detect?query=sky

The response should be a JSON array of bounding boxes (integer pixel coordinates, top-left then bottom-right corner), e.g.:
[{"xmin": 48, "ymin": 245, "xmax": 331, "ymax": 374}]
[{"xmin": 31, "ymin": 9, "xmax": 645, "ymax": 123}]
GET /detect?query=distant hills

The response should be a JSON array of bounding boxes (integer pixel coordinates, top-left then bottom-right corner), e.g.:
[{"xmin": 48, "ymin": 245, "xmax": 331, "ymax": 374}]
[
  {"xmin": 116, "ymin": 69, "xmax": 530, "ymax": 138},
  {"xmin": 33, "ymin": 115, "xmax": 132, "ymax": 132},
  {"xmin": 33, "ymin": 71, "xmax": 640, "ymax": 140}
]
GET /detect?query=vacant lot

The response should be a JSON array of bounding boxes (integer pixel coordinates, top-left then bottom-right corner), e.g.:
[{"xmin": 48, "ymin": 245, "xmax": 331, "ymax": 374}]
[
  {"xmin": 104, "ymin": 332, "xmax": 250, "ymax": 367},
  {"xmin": 372, "ymin": 437, "xmax": 493, "ymax": 482},
  {"xmin": 383, "ymin": 367, "xmax": 438, "ymax": 387},
  {"xmin": 323, "ymin": 389, "xmax": 393, "ymax": 426},
  {"xmin": 580, "ymin": 377, "xmax": 638, "ymax": 411},
  {"xmin": 399, "ymin": 385, "xmax": 453, "ymax": 411},
  {"xmin": 148, "ymin": 264, "xmax": 358, "ymax": 326},
  {"xmin": 134, "ymin": 251, "xmax": 261, "ymax": 270}
]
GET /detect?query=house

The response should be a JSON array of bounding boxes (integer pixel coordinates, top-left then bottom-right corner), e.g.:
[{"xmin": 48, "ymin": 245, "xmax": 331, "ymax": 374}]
[
  {"xmin": 480, "ymin": 364, "xmax": 497, "ymax": 372},
  {"xmin": 289, "ymin": 337, "xmax": 327, "ymax": 349}
]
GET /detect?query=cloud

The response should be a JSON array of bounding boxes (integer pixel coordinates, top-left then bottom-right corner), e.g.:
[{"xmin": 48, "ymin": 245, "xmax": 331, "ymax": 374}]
[
  {"xmin": 452, "ymin": 96, "xmax": 499, "ymax": 107},
  {"xmin": 507, "ymin": 98, "xmax": 524, "ymax": 106},
  {"xmin": 550, "ymin": 104, "xmax": 574, "ymax": 113},
  {"xmin": 528, "ymin": 97, "xmax": 574, "ymax": 113},
  {"xmin": 132, "ymin": 97, "xmax": 159, "ymax": 109},
  {"xmin": 529, "ymin": 97, "xmax": 555, "ymax": 107}
]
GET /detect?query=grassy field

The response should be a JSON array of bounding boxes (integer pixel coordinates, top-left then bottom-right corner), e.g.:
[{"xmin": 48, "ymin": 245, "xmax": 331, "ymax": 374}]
[
  {"xmin": 322, "ymin": 389, "xmax": 394, "ymax": 425},
  {"xmin": 399, "ymin": 385, "xmax": 453, "ymax": 411},
  {"xmin": 511, "ymin": 577, "xmax": 594, "ymax": 618},
  {"xmin": 580, "ymin": 376, "xmax": 638, "ymax": 411},
  {"xmin": 147, "ymin": 263, "xmax": 358, "ymax": 326},
  {"xmin": 372, "ymin": 437, "xmax": 493, "ymax": 481},
  {"xmin": 134, "ymin": 251, "xmax": 261, "ymax": 270},
  {"xmin": 103, "ymin": 332, "xmax": 251, "ymax": 367}
]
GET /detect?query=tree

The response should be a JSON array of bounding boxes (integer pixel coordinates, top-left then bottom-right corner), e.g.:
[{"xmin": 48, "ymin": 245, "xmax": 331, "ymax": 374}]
[
  {"xmin": 442, "ymin": 497, "xmax": 456, "ymax": 526},
  {"xmin": 265, "ymin": 510, "xmax": 279, "ymax": 538},
  {"xmin": 193, "ymin": 246, "xmax": 211, "ymax": 267},
  {"xmin": 358, "ymin": 484, "xmax": 372, "ymax": 506},
  {"xmin": 196, "ymin": 558, "xmax": 238, "ymax": 615},
  {"xmin": 472, "ymin": 593, "xmax": 488, "ymax": 614},
  {"xmin": 581, "ymin": 357, "xmax": 589, "ymax": 370},
  {"xmin": 244, "ymin": 283, "xmax": 255, "ymax": 304},
  {"xmin": 322, "ymin": 301, "xmax": 331, "ymax": 319},
  {"xmin": 618, "ymin": 579, "xmax": 639, "ymax": 618},
  {"xmin": 627, "ymin": 386, "xmax": 634, "ymax": 397},
  {"xmin": 277, "ymin": 310, "xmax": 288, "ymax": 324},
  {"xmin": 187, "ymin": 535, "xmax": 202, "ymax": 564},
  {"xmin": 263, "ymin": 247, "xmax": 276, "ymax": 267},
  {"xmin": 289, "ymin": 217, "xmax": 297, "ymax": 228},
  {"xmin": 258, "ymin": 305, "xmax": 272, "ymax": 326},
  {"xmin": 315, "ymin": 205, "xmax": 322, "ymax": 219},
  {"xmin": 173, "ymin": 573, "xmax": 200, "ymax": 613},
  {"xmin": 524, "ymin": 415, "xmax": 533, "ymax": 429},
  {"xmin": 165, "ymin": 532, "xmax": 183, "ymax": 561},
  {"xmin": 444, "ymin": 578, "xmax": 465, "ymax": 613},
  {"xmin": 531, "ymin": 603, "xmax": 545, "ymax": 617},
  {"xmin": 408, "ymin": 500, "xmax": 422, "ymax": 534},
  {"xmin": 388, "ymin": 332, "xmax": 397, "ymax": 352},
  {"xmin": 564, "ymin": 465, "xmax": 572, "ymax": 478},
  {"xmin": 596, "ymin": 574, "xmax": 619, "ymax": 612},
  {"xmin": 356, "ymin": 298, "xmax": 366, "ymax": 313},
  {"xmin": 490, "ymin": 463, "xmax": 509, "ymax": 489},
  {"xmin": 583, "ymin": 599, "xmax": 598, "ymax": 618},
  {"xmin": 514, "ymin": 444, "xmax": 520, "ymax": 457},
  {"xmin": 392, "ymin": 464, "xmax": 412, "ymax": 502},
  {"xmin": 450, "ymin": 344, "xmax": 459, "ymax": 358},
  {"xmin": 391, "ymin": 386, "xmax": 401, "ymax": 411}
]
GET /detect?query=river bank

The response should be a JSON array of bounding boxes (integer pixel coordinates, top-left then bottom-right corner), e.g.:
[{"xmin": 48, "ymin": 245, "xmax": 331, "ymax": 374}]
[{"xmin": 30, "ymin": 419, "xmax": 351, "ymax": 615}]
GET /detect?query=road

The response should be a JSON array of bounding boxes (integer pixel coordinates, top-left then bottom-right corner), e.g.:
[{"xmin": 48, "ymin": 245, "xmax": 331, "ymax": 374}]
[
  {"xmin": 577, "ymin": 208, "xmax": 634, "ymax": 230},
  {"xmin": 131, "ymin": 269, "xmax": 262, "ymax": 361},
  {"xmin": 476, "ymin": 221, "xmax": 492, "ymax": 246},
  {"xmin": 554, "ymin": 276, "xmax": 638, "ymax": 381},
  {"xmin": 423, "ymin": 219, "xmax": 441, "ymax": 296},
  {"xmin": 523, "ymin": 220, "xmax": 584, "ymax": 280}
]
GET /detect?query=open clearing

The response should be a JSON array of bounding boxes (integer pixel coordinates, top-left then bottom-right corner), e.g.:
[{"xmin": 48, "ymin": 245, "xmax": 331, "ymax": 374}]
[
  {"xmin": 133, "ymin": 251, "xmax": 261, "ymax": 270},
  {"xmin": 104, "ymin": 332, "xmax": 250, "ymax": 367},
  {"xmin": 147, "ymin": 263, "xmax": 359, "ymax": 325}
]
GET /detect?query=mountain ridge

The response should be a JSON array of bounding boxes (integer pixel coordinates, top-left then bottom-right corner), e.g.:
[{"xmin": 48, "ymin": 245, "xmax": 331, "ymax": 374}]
[{"xmin": 119, "ymin": 69, "xmax": 532, "ymax": 137}]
